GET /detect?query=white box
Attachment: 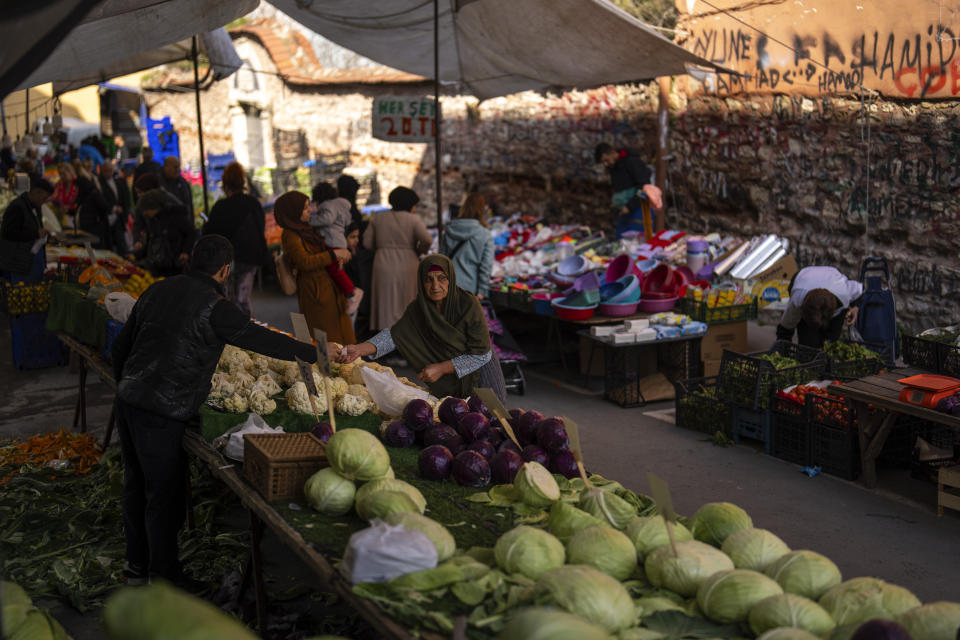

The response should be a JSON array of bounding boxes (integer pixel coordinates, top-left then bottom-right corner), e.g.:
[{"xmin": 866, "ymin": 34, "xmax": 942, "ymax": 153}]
[
  {"xmin": 623, "ymin": 319, "xmax": 650, "ymax": 331},
  {"xmin": 634, "ymin": 328, "xmax": 657, "ymax": 342},
  {"xmin": 591, "ymin": 325, "xmax": 617, "ymax": 337},
  {"xmin": 612, "ymin": 331, "xmax": 636, "ymax": 344}
]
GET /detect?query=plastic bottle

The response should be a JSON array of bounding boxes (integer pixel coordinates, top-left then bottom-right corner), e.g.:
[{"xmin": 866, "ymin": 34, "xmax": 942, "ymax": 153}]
[{"xmin": 686, "ymin": 240, "xmax": 709, "ymax": 274}]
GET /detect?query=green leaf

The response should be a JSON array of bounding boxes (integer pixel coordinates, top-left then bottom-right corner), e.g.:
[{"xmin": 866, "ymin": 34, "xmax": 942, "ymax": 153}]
[
  {"xmin": 641, "ymin": 610, "xmax": 743, "ymax": 639},
  {"xmin": 466, "ymin": 492, "xmax": 492, "ymax": 503}
]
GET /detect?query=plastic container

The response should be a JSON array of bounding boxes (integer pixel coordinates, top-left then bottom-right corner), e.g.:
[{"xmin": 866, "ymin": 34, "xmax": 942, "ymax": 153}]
[
  {"xmin": 566, "ymin": 270, "xmax": 602, "ymax": 293},
  {"xmin": 636, "ymin": 257, "xmax": 659, "ymax": 272},
  {"xmin": 604, "ymin": 254, "xmax": 644, "ymax": 284},
  {"xmin": 531, "ymin": 292, "xmax": 562, "ymax": 315},
  {"xmin": 9, "ymin": 312, "xmax": 64, "ymax": 370},
  {"xmin": 598, "ymin": 300, "xmax": 640, "ymax": 317},
  {"xmin": 551, "ymin": 298, "xmax": 597, "ymax": 321},
  {"xmin": 560, "ymin": 289, "xmax": 600, "ymax": 307},
  {"xmin": 605, "ymin": 275, "xmax": 641, "ymax": 304},
  {"xmin": 674, "ymin": 376, "xmax": 731, "ymax": 435},
  {"xmin": 556, "ymin": 255, "xmax": 589, "ymax": 277},
  {"xmin": 642, "ymin": 264, "xmax": 679, "ymax": 297},
  {"xmin": 638, "ymin": 296, "xmax": 678, "ymax": 312},
  {"xmin": 686, "ymin": 240, "xmax": 709, "ymax": 275}
]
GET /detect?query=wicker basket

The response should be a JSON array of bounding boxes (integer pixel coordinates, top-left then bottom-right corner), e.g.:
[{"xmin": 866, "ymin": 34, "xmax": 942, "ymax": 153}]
[{"xmin": 243, "ymin": 433, "xmax": 328, "ymax": 501}]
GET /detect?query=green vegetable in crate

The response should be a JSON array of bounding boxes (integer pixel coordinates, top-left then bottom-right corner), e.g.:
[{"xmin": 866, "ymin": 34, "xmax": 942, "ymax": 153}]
[
  {"xmin": 748, "ymin": 593, "xmax": 837, "ymax": 636},
  {"xmin": 566, "ymin": 525, "xmax": 637, "ymax": 581},
  {"xmin": 493, "ymin": 525, "xmax": 565, "ymax": 579},
  {"xmin": 644, "ymin": 540, "xmax": 734, "ymax": 597},
  {"xmin": 818, "ymin": 577, "xmax": 921, "ymax": 626},
  {"xmin": 354, "ymin": 477, "xmax": 426, "ymax": 514},
  {"xmin": 547, "ymin": 501, "xmax": 605, "ymax": 543},
  {"xmin": 696, "ymin": 569, "xmax": 783, "ymax": 623},
  {"xmin": 303, "ymin": 468, "xmax": 356, "ymax": 516},
  {"xmin": 325, "ymin": 428, "xmax": 391, "ymax": 481},
  {"xmin": 498, "ymin": 607, "xmax": 612, "ymax": 640},
  {"xmin": 721, "ymin": 528, "xmax": 790, "ymax": 572},
  {"xmin": 759, "ymin": 353, "xmax": 801, "ymax": 369},
  {"xmin": 690, "ymin": 502, "xmax": 753, "ymax": 547},
  {"xmin": 625, "ymin": 516, "xmax": 693, "ymax": 560},
  {"xmin": 765, "ymin": 550, "xmax": 841, "ymax": 600},
  {"xmin": 536, "ymin": 565, "xmax": 636, "ymax": 632},
  {"xmin": 2, "ymin": 581, "xmax": 33, "ymax": 637},
  {"xmin": 579, "ymin": 486, "xmax": 637, "ymax": 529},
  {"xmin": 104, "ymin": 583, "xmax": 258, "ymax": 639},
  {"xmin": 896, "ymin": 601, "xmax": 960, "ymax": 640},
  {"xmin": 513, "ymin": 461, "xmax": 560, "ymax": 507},
  {"xmin": 383, "ymin": 512, "xmax": 456, "ymax": 562}
]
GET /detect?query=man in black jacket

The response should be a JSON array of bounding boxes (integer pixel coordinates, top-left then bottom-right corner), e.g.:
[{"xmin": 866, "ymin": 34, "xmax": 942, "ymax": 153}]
[
  {"xmin": 133, "ymin": 189, "xmax": 195, "ymax": 277},
  {"xmin": 1, "ymin": 176, "xmax": 53, "ymax": 242},
  {"xmin": 161, "ymin": 155, "xmax": 194, "ymax": 222},
  {"xmin": 594, "ymin": 143, "xmax": 663, "ymax": 235},
  {"xmin": 111, "ymin": 234, "xmax": 318, "ymax": 588},
  {"xmin": 98, "ymin": 160, "xmax": 131, "ymax": 253}
]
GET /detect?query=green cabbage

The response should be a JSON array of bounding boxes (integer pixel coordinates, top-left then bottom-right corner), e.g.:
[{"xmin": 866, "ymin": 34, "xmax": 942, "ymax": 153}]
[
  {"xmin": 303, "ymin": 468, "xmax": 356, "ymax": 516},
  {"xmin": 748, "ymin": 593, "xmax": 836, "ymax": 636},
  {"xmin": 325, "ymin": 428, "xmax": 391, "ymax": 481},
  {"xmin": 579, "ymin": 487, "xmax": 637, "ymax": 529},
  {"xmin": 625, "ymin": 516, "xmax": 693, "ymax": 560},
  {"xmin": 514, "ymin": 462, "xmax": 560, "ymax": 507},
  {"xmin": 104, "ymin": 583, "xmax": 259, "ymax": 639},
  {"xmin": 384, "ymin": 512, "xmax": 456, "ymax": 562},
  {"xmin": 721, "ymin": 528, "xmax": 790, "ymax": 572},
  {"xmin": 634, "ymin": 596, "xmax": 685, "ymax": 618},
  {"xmin": 499, "ymin": 607, "xmax": 612, "ymax": 640},
  {"xmin": 8, "ymin": 609, "xmax": 70, "ymax": 640},
  {"xmin": 696, "ymin": 569, "xmax": 783, "ymax": 623},
  {"xmin": 493, "ymin": 525, "xmax": 565, "ymax": 579},
  {"xmin": 354, "ymin": 477, "xmax": 426, "ymax": 514},
  {"xmin": 757, "ymin": 629, "xmax": 821, "ymax": 640},
  {"xmin": 548, "ymin": 501, "xmax": 605, "ymax": 543},
  {"xmin": 2, "ymin": 581, "xmax": 33, "ymax": 638},
  {"xmin": 355, "ymin": 490, "xmax": 419, "ymax": 522},
  {"xmin": 818, "ymin": 577, "xmax": 921, "ymax": 626},
  {"xmin": 644, "ymin": 540, "xmax": 734, "ymax": 597},
  {"xmin": 537, "ymin": 565, "xmax": 636, "ymax": 632},
  {"xmin": 764, "ymin": 550, "xmax": 841, "ymax": 600},
  {"xmin": 566, "ymin": 525, "xmax": 638, "ymax": 581},
  {"xmin": 618, "ymin": 629, "xmax": 668, "ymax": 640},
  {"xmin": 690, "ymin": 502, "xmax": 753, "ymax": 547},
  {"xmin": 896, "ymin": 602, "xmax": 960, "ymax": 640}
]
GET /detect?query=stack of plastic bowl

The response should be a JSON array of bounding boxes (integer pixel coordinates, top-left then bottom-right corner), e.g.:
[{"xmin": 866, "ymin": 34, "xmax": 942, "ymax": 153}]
[
  {"xmin": 604, "ymin": 254, "xmax": 645, "ymax": 286},
  {"xmin": 549, "ymin": 255, "xmax": 590, "ymax": 287},
  {"xmin": 639, "ymin": 264, "xmax": 680, "ymax": 312},
  {"xmin": 598, "ymin": 274, "xmax": 642, "ymax": 316},
  {"xmin": 551, "ymin": 288, "xmax": 600, "ymax": 321}
]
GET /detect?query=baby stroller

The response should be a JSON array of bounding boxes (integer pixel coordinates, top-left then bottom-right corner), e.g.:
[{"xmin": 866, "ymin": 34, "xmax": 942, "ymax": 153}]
[{"xmin": 482, "ymin": 301, "xmax": 527, "ymax": 395}]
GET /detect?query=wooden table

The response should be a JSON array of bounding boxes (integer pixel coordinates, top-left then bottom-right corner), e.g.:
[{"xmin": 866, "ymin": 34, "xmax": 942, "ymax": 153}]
[
  {"xmin": 57, "ymin": 332, "xmax": 117, "ymax": 449},
  {"xmin": 827, "ymin": 369, "xmax": 960, "ymax": 489}
]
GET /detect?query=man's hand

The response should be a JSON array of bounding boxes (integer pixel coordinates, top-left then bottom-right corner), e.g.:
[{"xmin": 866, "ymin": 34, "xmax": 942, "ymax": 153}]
[
  {"xmin": 334, "ymin": 248, "xmax": 351, "ymax": 264},
  {"xmin": 339, "ymin": 343, "xmax": 373, "ymax": 363},
  {"xmin": 476, "ymin": 293, "xmax": 484, "ymax": 301},
  {"xmin": 418, "ymin": 361, "xmax": 452, "ymax": 384},
  {"xmin": 642, "ymin": 184, "xmax": 663, "ymax": 210},
  {"xmin": 845, "ymin": 306, "xmax": 859, "ymax": 326}
]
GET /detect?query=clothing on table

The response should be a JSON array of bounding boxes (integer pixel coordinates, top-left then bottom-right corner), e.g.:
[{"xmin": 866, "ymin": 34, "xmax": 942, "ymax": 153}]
[
  {"xmin": 777, "ymin": 266, "xmax": 863, "ymax": 339},
  {"xmin": 368, "ymin": 328, "xmax": 492, "ymax": 378},
  {"xmin": 363, "ymin": 209, "xmax": 432, "ymax": 330},
  {"xmin": 161, "ymin": 174, "xmax": 194, "ymax": 221},
  {"xmin": 388, "ymin": 254, "xmax": 493, "ymax": 398},
  {"xmin": 111, "ymin": 270, "xmax": 316, "ymax": 581},
  {"xmin": 439, "ymin": 218, "xmax": 495, "ymax": 297},
  {"xmin": 201, "ymin": 192, "xmax": 268, "ymax": 267},
  {"xmin": 1, "ymin": 193, "xmax": 44, "ymax": 242}
]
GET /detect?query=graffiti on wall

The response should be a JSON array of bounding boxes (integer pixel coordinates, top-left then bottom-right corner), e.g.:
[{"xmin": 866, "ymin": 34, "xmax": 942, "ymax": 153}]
[{"xmin": 681, "ymin": 0, "xmax": 960, "ymax": 98}]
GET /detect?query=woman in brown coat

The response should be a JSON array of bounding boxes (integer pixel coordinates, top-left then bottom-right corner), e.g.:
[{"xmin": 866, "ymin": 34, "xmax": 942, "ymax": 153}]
[
  {"xmin": 276, "ymin": 191, "xmax": 355, "ymax": 345},
  {"xmin": 363, "ymin": 186, "xmax": 432, "ymax": 330}
]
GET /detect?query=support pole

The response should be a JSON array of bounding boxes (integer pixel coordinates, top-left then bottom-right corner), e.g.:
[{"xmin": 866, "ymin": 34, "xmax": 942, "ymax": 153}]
[
  {"xmin": 192, "ymin": 36, "xmax": 210, "ymax": 216},
  {"xmin": 434, "ymin": 0, "xmax": 443, "ymax": 242},
  {"xmin": 655, "ymin": 77, "xmax": 671, "ymax": 233}
]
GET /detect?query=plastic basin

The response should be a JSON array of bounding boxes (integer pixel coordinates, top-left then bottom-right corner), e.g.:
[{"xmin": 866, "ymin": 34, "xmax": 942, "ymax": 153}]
[
  {"xmin": 606, "ymin": 274, "xmax": 641, "ymax": 303},
  {"xmin": 599, "ymin": 300, "xmax": 640, "ymax": 317},
  {"xmin": 637, "ymin": 257, "xmax": 659, "ymax": 272},
  {"xmin": 557, "ymin": 255, "xmax": 590, "ymax": 277},
  {"xmin": 638, "ymin": 296, "xmax": 678, "ymax": 312},
  {"xmin": 599, "ymin": 281, "xmax": 625, "ymax": 301},
  {"xmin": 642, "ymin": 264, "xmax": 680, "ymax": 297},
  {"xmin": 567, "ymin": 270, "xmax": 602, "ymax": 293},
  {"xmin": 604, "ymin": 254, "xmax": 644, "ymax": 284},
  {"xmin": 531, "ymin": 292, "xmax": 562, "ymax": 315},
  {"xmin": 561, "ymin": 289, "xmax": 600, "ymax": 307},
  {"xmin": 551, "ymin": 298, "xmax": 597, "ymax": 321}
]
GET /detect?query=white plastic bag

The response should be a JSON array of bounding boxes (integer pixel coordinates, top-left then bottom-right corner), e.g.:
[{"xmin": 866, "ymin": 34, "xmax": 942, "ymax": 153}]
[
  {"xmin": 104, "ymin": 292, "xmax": 137, "ymax": 323},
  {"xmin": 360, "ymin": 366, "xmax": 435, "ymax": 417},
  {"xmin": 215, "ymin": 413, "xmax": 283, "ymax": 461},
  {"xmin": 341, "ymin": 519, "xmax": 438, "ymax": 584}
]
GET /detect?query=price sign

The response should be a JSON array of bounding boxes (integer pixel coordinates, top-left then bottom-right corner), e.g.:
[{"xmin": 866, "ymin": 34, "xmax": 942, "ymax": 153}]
[
  {"xmin": 290, "ymin": 312, "xmax": 312, "ymax": 344},
  {"xmin": 647, "ymin": 472, "xmax": 679, "ymax": 555},
  {"xmin": 475, "ymin": 388, "xmax": 520, "ymax": 447},
  {"xmin": 560, "ymin": 416, "xmax": 591, "ymax": 486},
  {"xmin": 295, "ymin": 356, "xmax": 321, "ymax": 421},
  {"xmin": 313, "ymin": 328, "xmax": 331, "ymax": 377},
  {"xmin": 371, "ymin": 96, "xmax": 440, "ymax": 143}
]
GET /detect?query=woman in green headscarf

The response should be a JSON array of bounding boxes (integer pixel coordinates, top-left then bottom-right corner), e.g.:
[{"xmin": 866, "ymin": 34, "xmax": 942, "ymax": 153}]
[{"xmin": 339, "ymin": 254, "xmax": 506, "ymax": 400}]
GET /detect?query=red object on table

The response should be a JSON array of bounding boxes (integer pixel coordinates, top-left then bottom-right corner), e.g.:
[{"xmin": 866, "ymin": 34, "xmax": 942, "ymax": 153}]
[{"xmin": 897, "ymin": 374, "xmax": 960, "ymax": 408}]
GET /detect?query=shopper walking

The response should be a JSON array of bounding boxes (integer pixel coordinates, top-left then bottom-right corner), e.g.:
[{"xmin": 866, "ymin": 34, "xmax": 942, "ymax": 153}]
[{"xmin": 439, "ymin": 193, "xmax": 494, "ymax": 300}]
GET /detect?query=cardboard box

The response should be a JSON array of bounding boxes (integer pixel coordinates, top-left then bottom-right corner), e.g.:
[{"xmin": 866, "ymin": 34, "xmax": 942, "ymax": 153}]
[
  {"xmin": 700, "ymin": 320, "xmax": 748, "ymax": 362},
  {"xmin": 703, "ymin": 358, "xmax": 722, "ymax": 377}
]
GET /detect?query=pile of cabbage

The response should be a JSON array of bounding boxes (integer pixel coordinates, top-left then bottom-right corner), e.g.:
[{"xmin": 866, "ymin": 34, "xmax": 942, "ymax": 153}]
[{"xmin": 205, "ymin": 344, "xmax": 374, "ymax": 416}]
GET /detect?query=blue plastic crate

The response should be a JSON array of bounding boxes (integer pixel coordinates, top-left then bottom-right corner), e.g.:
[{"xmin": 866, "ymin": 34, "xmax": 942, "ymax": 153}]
[
  {"xmin": 731, "ymin": 405, "xmax": 771, "ymax": 453},
  {"xmin": 102, "ymin": 319, "xmax": 125, "ymax": 363},
  {"xmin": 9, "ymin": 312, "xmax": 64, "ymax": 370}
]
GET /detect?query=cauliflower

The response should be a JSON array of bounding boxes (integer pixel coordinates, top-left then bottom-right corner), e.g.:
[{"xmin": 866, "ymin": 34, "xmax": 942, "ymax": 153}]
[
  {"xmin": 279, "ymin": 362, "xmax": 301, "ymax": 388},
  {"xmin": 219, "ymin": 345, "xmax": 252, "ymax": 373},
  {"xmin": 336, "ymin": 393, "xmax": 369, "ymax": 416},
  {"xmin": 250, "ymin": 355, "xmax": 273, "ymax": 378},
  {"xmin": 249, "ymin": 392, "xmax": 277, "ymax": 416},
  {"xmin": 286, "ymin": 381, "xmax": 327, "ymax": 415},
  {"xmin": 209, "ymin": 372, "xmax": 236, "ymax": 398},
  {"xmin": 231, "ymin": 370, "xmax": 256, "ymax": 392},
  {"xmin": 268, "ymin": 357, "xmax": 290, "ymax": 373},
  {"xmin": 327, "ymin": 376, "xmax": 349, "ymax": 401},
  {"xmin": 347, "ymin": 384, "xmax": 372, "ymax": 404},
  {"xmin": 250, "ymin": 374, "xmax": 282, "ymax": 398},
  {"xmin": 222, "ymin": 393, "xmax": 249, "ymax": 414}
]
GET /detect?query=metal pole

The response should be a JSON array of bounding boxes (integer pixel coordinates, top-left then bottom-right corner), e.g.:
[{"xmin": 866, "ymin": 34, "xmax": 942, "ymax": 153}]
[
  {"xmin": 192, "ymin": 36, "xmax": 210, "ymax": 216},
  {"xmin": 434, "ymin": 0, "xmax": 443, "ymax": 241},
  {"xmin": 655, "ymin": 77, "xmax": 670, "ymax": 232},
  {"xmin": 24, "ymin": 88, "xmax": 29, "ymax": 139}
]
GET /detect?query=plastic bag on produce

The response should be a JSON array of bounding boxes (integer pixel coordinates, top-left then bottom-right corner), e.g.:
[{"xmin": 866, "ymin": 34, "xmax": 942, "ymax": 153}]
[
  {"xmin": 216, "ymin": 413, "xmax": 283, "ymax": 461},
  {"xmin": 104, "ymin": 292, "xmax": 137, "ymax": 323},
  {"xmin": 341, "ymin": 519, "xmax": 438, "ymax": 584},
  {"xmin": 360, "ymin": 365, "xmax": 436, "ymax": 417}
]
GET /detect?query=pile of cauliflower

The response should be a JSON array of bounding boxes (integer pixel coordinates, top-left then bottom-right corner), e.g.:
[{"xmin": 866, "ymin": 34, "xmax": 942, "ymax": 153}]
[{"xmin": 206, "ymin": 345, "xmax": 378, "ymax": 417}]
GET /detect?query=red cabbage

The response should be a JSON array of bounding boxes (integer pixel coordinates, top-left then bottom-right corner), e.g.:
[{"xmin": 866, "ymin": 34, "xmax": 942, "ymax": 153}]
[
  {"xmin": 851, "ymin": 620, "xmax": 912, "ymax": 640},
  {"xmin": 521, "ymin": 444, "xmax": 549, "ymax": 466},
  {"xmin": 536, "ymin": 418, "xmax": 570, "ymax": 453},
  {"xmin": 467, "ymin": 395, "xmax": 492, "ymax": 417},
  {"xmin": 383, "ymin": 420, "xmax": 415, "ymax": 447},
  {"xmin": 486, "ymin": 425, "xmax": 505, "ymax": 447},
  {"xmin": 490, "ymin": 449, "xmax": 524, "ymax": 484},
  {"xmin": 438, "ymin": 397, "xmax": 469, "ymax": 427},
  {"xmin": 516, "ymin": 410, "xmax": 544, "ymax": 446},
  {"xmin": 509, "ymin": 408, "xmax": 525, "ymax": 422},
  {"xmin": 424, "ymin": 424, "xmax": 464, "ymax": 454},
  {"xmin": 457, "ymin": 412, "xmax": 490, "ymax": 443},
  {"xmin": 550, "ymin": 450, "xmax": 579, "ymax": 478},
  {"xmin": 467, "ymin": 439, "xmax": 496, "ymax": 461},
  {"xmin": 311, "ymin": 422, "xmax": 334, "ymax": 443},
  {"xmin": 498, "ymin": 439, "xmax": 522, "ymax": 455},
  {"xmin": 452, "ymin": 450, "xmax": 491, "ymax": 487},
  {"xmin": 403, "ymin": 398, "xmax": 434, "ymax": 431},
  {"xmin": 418, "ymin": 445, "xmax": 454, "ymax": 481}
]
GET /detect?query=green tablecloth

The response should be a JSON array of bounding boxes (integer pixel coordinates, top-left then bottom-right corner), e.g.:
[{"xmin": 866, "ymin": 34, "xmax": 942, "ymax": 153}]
[
  {"xmin": 198, "ymin": 403, "xmax": 379, "ymax": 442},
  {"xmin": 45, "ymin": 283, "xmax": 111, "ymax": 351}
]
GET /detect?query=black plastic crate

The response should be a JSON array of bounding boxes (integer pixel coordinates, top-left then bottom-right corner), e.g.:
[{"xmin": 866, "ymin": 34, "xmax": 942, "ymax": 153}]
[
  {"xmin": 810, "ymin": 422, "xmax": 860, "ymax": 480},
  {"xmin": 731, "ymin": 405, "xmax": 771, "ymax": 453},
  {"xmin": 900, "ymin": 334, "xmax": 940, "ymax": 373},
  {"xmin": 658, "ymin": 338, "xmax": 702, "ymax": 383},
  {"xmin": 808, "ymin": 394, "xmax": 857, "ymax": 430},
  {"xmin": 938, "ymin": 342, "xmax": 960, "ymax": 378},
  {"xmin": 878, "ymin": 419, "xmax": 951, "ymax": 468},
  {"xmin": 718, "ymin": 341, "xmax": 827, "ymax": 411},
  {"xmin": 770, "ymin": 396, "xmax": 811, "ymax": 465},
  {"xmin": 823, "ymin": 341, "xmax": 889, "ymax": 379},
  {"xmin": 674, "ymin": 376, "xmax": 730, "ymax": 435},
  {"xmin": 679, "ymin": 295, "xmax": 757, "ymax": 325},
  {"xmin": 9, "ymin": 312, "xmax": 65, "ymax": 370}
]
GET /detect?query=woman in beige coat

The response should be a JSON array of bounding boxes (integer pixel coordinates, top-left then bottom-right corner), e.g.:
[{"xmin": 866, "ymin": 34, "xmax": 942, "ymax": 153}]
[{"xmin": 363, "ymin": 186, "xmax": 432, "ymax": 330}]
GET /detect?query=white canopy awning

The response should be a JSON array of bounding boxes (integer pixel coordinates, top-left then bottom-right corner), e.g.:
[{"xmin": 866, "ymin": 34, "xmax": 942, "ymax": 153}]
[
  {"xmin": 271, "ymin": 0, "xmax": 722, "ymax": 100},
  {"xmin": 3, "ymin": 0, "xmax": 257, "ymax": 95}
]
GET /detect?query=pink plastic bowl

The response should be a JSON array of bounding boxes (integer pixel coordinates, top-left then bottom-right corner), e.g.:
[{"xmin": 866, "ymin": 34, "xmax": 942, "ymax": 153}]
[
  {"xmin": 599, "ymin": 300, "xmax": 640, "ymax": 317},
  {"xmin": 604, "ymin": 254, "xmax": 644, "ymax": 284},
  {"xmin": 638, "ymin": 296, "xmax": 678, "ymax": 313}
]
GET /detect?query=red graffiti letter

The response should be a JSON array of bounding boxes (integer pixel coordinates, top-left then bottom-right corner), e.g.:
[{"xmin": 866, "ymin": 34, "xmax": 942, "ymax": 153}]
[
  {"xmin": 894, "ymin": 67, "xmax": 917, "ymax": 97},
  {"xmin": 920, "ymin": 66, "xmax": 947, "ymax": 95}
]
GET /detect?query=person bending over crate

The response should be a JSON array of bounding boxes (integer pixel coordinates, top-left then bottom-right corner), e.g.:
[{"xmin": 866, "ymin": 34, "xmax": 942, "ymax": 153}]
[{"xmin": 776, "ymin": 266, "xmax": 863, "ymax": 349}]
